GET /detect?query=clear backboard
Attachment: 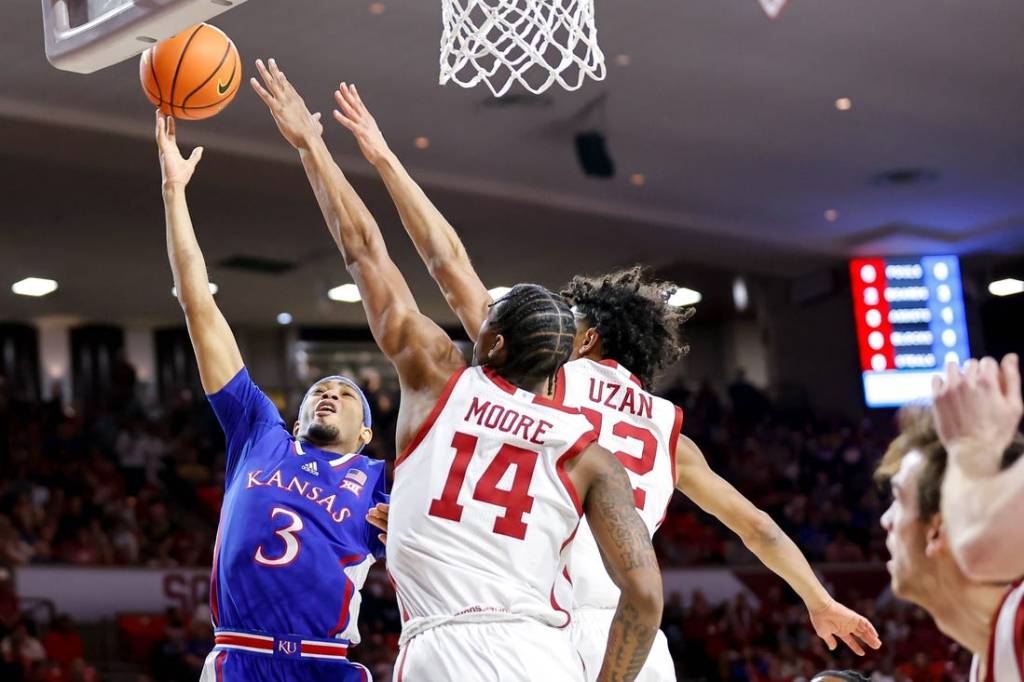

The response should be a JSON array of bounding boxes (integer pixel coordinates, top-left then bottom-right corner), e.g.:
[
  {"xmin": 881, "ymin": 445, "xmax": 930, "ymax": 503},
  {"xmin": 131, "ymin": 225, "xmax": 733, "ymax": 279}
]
[{"xmin": 42, "ymin": 0, "xmax": 248, "ymax": 74}]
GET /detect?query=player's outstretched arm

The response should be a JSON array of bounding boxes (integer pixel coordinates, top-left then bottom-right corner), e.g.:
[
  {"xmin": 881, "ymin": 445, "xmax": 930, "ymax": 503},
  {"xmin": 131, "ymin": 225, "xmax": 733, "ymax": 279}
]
[
  {"xmin": 673, "ymin": 434, "xmax": 881, "ymax": 656},
  {"xmin": 332, "ymin": 83, "xmax": 492, "ymax": 341},
  {"xmin": 572, "ymin": 444, "xmax": 663, "ymax": 682},
  {"xmin": 156, "ymin": 112, "xmax": 243, "ymax": 394},
  {"xmin": 251, "ymin": 60, "xmax": 462, "ymax": 402},
  {"xmin": 935, "ymin": 355, "xmax": 1024, "ymax": 581}
]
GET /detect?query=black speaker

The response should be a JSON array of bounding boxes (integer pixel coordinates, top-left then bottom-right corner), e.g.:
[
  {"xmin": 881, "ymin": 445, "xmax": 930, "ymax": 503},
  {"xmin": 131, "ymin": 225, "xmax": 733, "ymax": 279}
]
[{"xmin": 575, "ymin": 131, "xmax": 615, "ymax": 178}]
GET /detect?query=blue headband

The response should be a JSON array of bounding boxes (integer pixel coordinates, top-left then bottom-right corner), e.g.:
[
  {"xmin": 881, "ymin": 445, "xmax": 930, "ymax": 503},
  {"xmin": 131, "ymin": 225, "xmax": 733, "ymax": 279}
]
[{"xmin": 310, "ymin": 375, "xmax": 373, "ymax": 452}]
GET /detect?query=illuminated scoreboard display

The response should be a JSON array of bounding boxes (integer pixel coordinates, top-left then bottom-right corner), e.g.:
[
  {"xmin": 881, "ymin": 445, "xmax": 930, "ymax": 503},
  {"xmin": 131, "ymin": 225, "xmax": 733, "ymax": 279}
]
[{"xmin": 850, "ymin": 256, "xmax": 970, "ymax": 408}]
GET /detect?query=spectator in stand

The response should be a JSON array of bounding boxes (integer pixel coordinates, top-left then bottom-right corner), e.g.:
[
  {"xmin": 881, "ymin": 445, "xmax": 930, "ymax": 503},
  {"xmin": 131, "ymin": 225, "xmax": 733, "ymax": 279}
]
[
  {"xmin": 42, "ymin": 614, "xmax": 83, "ymax": 669},
  {"xmin": 1, "ymin": 620, "xmax": 46, "ymax": 679}
]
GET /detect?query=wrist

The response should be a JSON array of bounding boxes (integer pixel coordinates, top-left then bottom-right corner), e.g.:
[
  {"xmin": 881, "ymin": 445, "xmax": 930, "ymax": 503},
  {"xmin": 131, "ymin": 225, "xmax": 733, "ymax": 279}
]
[
  {"xmin": 372, "ymin": 148, "xmax": 398, "ymax": 172},
  {"xmin": 162, "ymin": 182, "xmax": 187, "ymax": 197},
  {"xmin": 295, "ymin": 130, "xmax": 322, "ymax": 151},
  {"xmin": 806, "ymin": 592, "xmax": 833, "ymax": 614}
]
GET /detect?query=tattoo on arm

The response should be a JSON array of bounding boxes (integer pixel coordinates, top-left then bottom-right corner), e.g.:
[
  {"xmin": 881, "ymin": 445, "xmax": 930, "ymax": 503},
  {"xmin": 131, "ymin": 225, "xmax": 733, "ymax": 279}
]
[
  {"xmin": 584, "ymin": 451, "xmax": 663, "ymax": 682},
  {"xmin": 587, "ymin": 466, "xmax": 659, "ymax": 579}
]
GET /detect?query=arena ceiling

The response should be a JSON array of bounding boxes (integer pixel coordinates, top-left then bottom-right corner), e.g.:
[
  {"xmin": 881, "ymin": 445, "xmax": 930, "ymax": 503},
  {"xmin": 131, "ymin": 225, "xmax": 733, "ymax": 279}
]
[{"xmin": 1, "ymin": 0, "xmax": 1023, "ymax": 325}]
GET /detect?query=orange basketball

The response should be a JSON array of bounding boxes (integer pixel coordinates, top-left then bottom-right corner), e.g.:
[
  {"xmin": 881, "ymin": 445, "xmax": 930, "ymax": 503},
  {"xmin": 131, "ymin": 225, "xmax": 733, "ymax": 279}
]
[{"xmin": 140, "ymin": 23, "xmax": 241, "ymax": 121}]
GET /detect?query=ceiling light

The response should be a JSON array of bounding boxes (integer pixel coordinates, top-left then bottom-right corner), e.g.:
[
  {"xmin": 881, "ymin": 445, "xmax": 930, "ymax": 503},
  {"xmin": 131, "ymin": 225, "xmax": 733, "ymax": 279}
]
[
  {"xmin": 414, "ymin": 136, "xmax": 430, "ymax": 150},
  {"xmin": 835, "ymin": 97, "xmax": 852, "ymax": 111},
  {"xmin": 171, "ymin": 282, "xmax": 218, "ymax": 297},
  {"xmin": 630, "ymin": 173, "xmax": 646, "ymax": 187},
  {"xmin": 615, "ymin": 54, "xmax": 631, "ymax": 67},
  {"xmin": 277, "ymin": 312, "xmax": 293, "ymax": 325},
  {"xmin": 668, "ymin": 287, "xmax": 701, "ymax": 307},
  {"xmin": 733, "ymin": 277, "xmax": 749, "ymax": 312},
  {"xmin": 824, "ymin": 209, "xmax": 839, "ymax": 222},
  {"xmin": 328, "ymin": 284, "xmax": 362, "ymax": 303},
  {"xmin": 12, "ymin": 277, "xmax": 58, "ymax": 297},
  {"xmin": 488, "ymin": 286, "xmax": 512, "ymax": 300},
  {"xmin": 988, "ymin": 278, "xmax": 1024, "ymax": 297},
  {"xmin": 369, "ymin": 2, "xmax": 386, "ymax": 14}
]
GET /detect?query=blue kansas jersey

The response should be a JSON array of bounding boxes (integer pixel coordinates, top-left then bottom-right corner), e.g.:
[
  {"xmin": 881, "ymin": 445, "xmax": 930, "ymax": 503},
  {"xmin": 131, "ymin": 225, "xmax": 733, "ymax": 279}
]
[{"xmin": 206, "ymin": 369, "xmax": 386, "ymax": 666}]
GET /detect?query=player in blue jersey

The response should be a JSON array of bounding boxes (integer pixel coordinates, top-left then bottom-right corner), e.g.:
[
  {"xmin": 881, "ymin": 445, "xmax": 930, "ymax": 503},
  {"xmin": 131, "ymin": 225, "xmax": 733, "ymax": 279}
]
[{"xmin": 155, "ymin": 111, "xmax": 386, "ymax": 682}]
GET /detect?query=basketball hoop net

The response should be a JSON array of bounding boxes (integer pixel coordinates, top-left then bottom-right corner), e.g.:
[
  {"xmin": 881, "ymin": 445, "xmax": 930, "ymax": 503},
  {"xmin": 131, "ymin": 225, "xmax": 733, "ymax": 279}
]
[{"xmin": 439, "ymin": 0, "xmax": 606, "ymax": 97}]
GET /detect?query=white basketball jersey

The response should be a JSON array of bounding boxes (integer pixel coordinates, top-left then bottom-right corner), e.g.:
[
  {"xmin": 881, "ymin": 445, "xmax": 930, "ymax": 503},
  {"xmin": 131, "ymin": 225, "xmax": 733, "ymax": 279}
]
[
  {"xmin": 388, "ymin": 366, "xmax": 598, "ymax": 634},
  {"xmin": 970, "ymin": 579, "xmax": 1024, "ymax": 682},
  {"xmin": 555, "ymin": 359, "xmax": 682, "ymax": 609}
]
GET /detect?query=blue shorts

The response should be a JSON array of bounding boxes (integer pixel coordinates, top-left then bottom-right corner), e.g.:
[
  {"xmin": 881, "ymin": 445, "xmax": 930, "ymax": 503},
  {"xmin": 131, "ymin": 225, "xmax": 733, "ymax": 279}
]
[{"xmin": 200, "ymin": 648, "xmax": 372, "ymax": 681}]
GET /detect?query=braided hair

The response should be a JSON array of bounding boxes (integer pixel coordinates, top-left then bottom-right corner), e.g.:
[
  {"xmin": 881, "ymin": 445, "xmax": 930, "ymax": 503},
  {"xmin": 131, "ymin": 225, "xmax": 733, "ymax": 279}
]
[
  {"xmin": 489, "ymin": 284, "xmax": 576, "ymax": 393},
  {"xmin": 561, "ymin": 266, "xmax": 694, "ymax": 388}
]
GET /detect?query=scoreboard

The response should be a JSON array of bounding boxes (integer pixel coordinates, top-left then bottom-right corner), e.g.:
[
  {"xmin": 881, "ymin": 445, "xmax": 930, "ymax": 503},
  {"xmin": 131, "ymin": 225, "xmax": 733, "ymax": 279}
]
[{"xmin": 850, "ymin": 256, "xmax": 970, "ymax": 408}]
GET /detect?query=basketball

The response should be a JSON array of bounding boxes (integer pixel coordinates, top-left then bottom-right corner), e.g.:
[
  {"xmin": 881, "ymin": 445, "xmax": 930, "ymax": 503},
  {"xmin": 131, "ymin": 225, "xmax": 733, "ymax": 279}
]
[{"xmin": 139, "ymin": 23, "xmax": 240, "ymax": 121}]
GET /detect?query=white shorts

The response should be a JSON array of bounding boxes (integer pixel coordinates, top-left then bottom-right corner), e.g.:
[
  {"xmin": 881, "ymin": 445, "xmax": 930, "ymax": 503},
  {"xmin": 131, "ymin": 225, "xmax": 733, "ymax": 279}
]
[
  {"xmin": 394, "ymin": 620, "xmax": 584, "ymax": 682},
  {"xmin": 571, "ymin": 608, "xmax": 675, "ymax": 682}
]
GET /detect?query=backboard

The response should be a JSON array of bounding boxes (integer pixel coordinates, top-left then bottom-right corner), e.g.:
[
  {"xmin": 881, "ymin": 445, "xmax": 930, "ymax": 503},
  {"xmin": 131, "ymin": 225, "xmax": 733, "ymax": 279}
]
[{"xmin": 42, "ymin": 0, "xmax": 248, "ymax": 74}]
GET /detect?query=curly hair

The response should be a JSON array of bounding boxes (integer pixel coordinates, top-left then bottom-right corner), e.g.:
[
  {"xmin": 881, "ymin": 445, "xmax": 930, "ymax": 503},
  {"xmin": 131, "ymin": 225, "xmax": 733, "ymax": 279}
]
[{"xmin": 561, "ymin": 266, "xmax": 694, "ymax": 388}]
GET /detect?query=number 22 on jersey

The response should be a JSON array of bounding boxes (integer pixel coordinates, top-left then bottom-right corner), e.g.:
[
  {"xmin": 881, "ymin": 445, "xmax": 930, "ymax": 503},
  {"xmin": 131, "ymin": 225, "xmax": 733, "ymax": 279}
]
[{"xmin": 581, "ymin": 407, "xmax": 657, "ymax": 510}]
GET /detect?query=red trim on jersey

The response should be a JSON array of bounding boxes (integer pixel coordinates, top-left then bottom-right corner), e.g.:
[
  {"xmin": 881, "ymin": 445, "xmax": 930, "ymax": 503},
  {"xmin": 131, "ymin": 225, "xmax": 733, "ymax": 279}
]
[
  {"xmin": 982, "ymin": 581, "xmax": 1020, "ymax": 682},
  {"xmin": 597, "ymin": 359, "xmax": 643, "ymax": 387},
  {"xmin": 553, "ymin": 366, "xmax": 567, "ymax": 403},
  {"xmin": 395, "ymin": 368, "xmax": 466, "ymax": 469},
  {"xmin": 327, "ymin": 554, "xmax": 367, "ymax": 638},
  {"xmin": 556, "ymin": 431, "xmax": 599, "ymax": 516},
  {"xmin": 550, "ymin": 524, "xmax": 580, "ymax": 629},
  {"xmin": 396, "ymin": 643, "xmax": 410, "ymax": 682},
  {"xmin": 533, "ymin": 393, "xmax": 582, "ymax": 414},
  {"xmin": 214, "ymin": 650, "xmax": 227, "ymax": 681},
  {"xmin": 658, "ymin": 404, "xmax": 685, "ymax": 529},
  {"xmin": 482, "ymin": 366, "xmax": 517, "ymax": 394},
  {"xmin": 386, "ymin": 569, "xmax": 410, "ymax": 622},
  {"xmin": 1012, "ymin": 579, "xmax": 1024, "ymax": 678},
  {"xmin": 209, "ymin": 528, "xmax": 223, "ymax": 626}
]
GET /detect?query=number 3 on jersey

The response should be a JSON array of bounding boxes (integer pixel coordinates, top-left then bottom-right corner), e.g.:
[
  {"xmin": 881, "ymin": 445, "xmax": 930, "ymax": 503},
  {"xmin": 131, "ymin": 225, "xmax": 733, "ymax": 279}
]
[
  {"xmin": 428, "ymin": 432, "xmax": 538, "ymax": 540},
  {"xmin": 581, "ymin": 408, "xmax": 657, "ymax": 509},
  {"xmin": 254, "ymin": 506, "xmax": 304, "ymax": 567}
]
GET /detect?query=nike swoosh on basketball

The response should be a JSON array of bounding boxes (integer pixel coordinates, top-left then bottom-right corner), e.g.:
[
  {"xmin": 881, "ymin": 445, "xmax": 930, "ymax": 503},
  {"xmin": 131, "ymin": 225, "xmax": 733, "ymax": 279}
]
[{"xmin": 217, "ymin": 75, "xmax": 234, "ymax": 95}]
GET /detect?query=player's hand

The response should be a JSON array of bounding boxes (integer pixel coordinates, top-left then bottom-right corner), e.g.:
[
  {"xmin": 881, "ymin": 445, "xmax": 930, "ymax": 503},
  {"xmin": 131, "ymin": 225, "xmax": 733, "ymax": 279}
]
[
  {"xmin": 808, "ymin": 598, "xmax": 881, "ymax": 656},
  {"xmin": 332, "ymin": 83, "xmax": 391, "ymax": 167},
  {"xmin": 251, "ymin": 58, "xmax": 323, "ymax": 150},
  {"xmin": 155, "ymin": 112, "xmax": 203, "ymax": 190},
  {"xmin": 932, "ymin": 354, "xmax": 1022, "ymax": 474},
  {"xmin": 366, "ymin": 502, "xmax": 389, "ymax": 545}
]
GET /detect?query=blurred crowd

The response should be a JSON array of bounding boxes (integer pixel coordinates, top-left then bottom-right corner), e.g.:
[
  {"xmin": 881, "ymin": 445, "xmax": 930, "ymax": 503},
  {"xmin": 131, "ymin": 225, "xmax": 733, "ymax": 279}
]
[{"xmin": 0, "ymin": 363, "xmax": 972, "ymax": 680}]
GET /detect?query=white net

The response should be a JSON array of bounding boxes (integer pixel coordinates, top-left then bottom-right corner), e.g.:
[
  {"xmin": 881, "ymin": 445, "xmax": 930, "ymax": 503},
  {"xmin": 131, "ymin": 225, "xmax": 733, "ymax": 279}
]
[{"xmin": 440, "ymin": 0, "xmax": 606, "ymax": 97}]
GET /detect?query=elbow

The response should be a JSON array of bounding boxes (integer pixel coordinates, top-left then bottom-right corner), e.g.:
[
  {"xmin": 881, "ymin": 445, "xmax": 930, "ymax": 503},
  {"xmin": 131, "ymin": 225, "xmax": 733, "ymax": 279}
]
[
  {"xmin": 620, "ymin": 574, "xmax": 664, "ymax": 624},
  {"xmin": 177, "ymin": 293, "xmax": 215, "ymax": 319},
  {"xmin": 954, "ymin": 531, "xmax": 1016, "ymax": 583},
  {"xmin": 741, "ymin": 509, "xmax": 782, "ymax": 551}
]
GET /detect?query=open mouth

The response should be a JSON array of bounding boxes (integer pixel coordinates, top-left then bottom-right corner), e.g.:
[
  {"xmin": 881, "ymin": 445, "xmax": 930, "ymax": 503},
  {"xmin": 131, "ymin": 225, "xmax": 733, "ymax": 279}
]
[{"xmin": 315, "ymin": 401, "xmax": 336, "ymax": 417}]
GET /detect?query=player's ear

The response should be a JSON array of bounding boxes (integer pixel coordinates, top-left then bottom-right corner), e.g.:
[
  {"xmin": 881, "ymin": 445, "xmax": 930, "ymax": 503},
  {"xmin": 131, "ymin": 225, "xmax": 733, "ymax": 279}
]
[
  {"xmin": 292, "ymin": 421, "xmax": 301, "ymax": 437},
  {"xmin": 487, "ymin": 334, "xmax": 506, "ymax": 362},
  {"xmin": 924, "ymin": 513, "xmax": 947, "ymax": 559},
  {"xmin": 579, "ymin": 327, "xmax": 600, "ymax": 356},
  {"xmin": 359, "ymin": 426, "xmax": 372, "ymax": 447}
]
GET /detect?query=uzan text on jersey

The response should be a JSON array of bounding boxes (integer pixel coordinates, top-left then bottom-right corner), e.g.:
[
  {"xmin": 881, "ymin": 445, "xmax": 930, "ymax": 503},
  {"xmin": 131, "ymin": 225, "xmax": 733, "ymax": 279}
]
[{"xmin": 588, "ymin": 379, "xmax": 654, "ymax": 418}]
